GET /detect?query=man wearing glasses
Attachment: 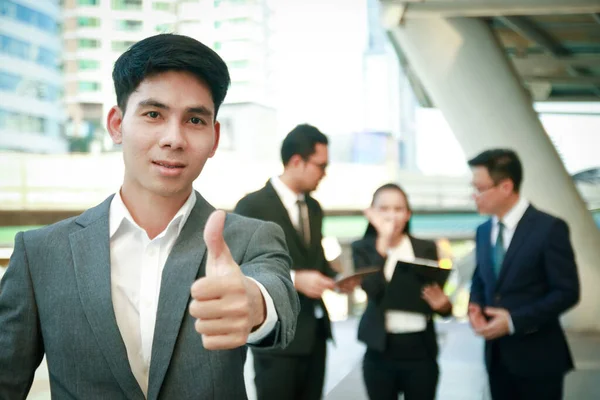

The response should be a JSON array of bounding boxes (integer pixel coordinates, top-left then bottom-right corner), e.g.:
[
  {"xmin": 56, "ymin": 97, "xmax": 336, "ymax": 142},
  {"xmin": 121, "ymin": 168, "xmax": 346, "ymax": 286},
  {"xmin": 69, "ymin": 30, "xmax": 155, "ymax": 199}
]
[
  {"xmin": 235, "ymin": 124, "xmax": 339, "ymax": 400},
  {"xmin": 467, "ymin": 149, "xmax": 579, "ymax": 400}
]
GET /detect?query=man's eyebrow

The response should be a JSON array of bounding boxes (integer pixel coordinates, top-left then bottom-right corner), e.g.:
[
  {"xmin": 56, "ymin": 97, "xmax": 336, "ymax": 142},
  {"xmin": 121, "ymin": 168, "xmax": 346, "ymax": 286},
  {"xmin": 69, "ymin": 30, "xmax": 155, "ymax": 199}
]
[
  {"xmin": 187, "ymin": 106, "xmax": 213, "ymax": 117},
  {"xmin": 136, "ymin": 99, "xmax": 213, "ymax": 117},
  {"xmin": 137, "ymin": 99, "xmax": 169, "ymax": 110}
]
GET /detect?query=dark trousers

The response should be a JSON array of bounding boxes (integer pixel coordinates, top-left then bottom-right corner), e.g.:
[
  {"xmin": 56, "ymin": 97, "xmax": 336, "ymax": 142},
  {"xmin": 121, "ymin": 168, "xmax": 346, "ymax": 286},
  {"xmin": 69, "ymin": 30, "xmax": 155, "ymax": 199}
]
[
  {"xmin": 489, "ymin": 345, "xmax": 564, "ymax": 400},
  {"xmin": 363, "ymin": 349, "xmax": 439, "ymax": 400},
  {"xmin": 253, "ymin": 333, "xmax": 327, "ymax": 400}
]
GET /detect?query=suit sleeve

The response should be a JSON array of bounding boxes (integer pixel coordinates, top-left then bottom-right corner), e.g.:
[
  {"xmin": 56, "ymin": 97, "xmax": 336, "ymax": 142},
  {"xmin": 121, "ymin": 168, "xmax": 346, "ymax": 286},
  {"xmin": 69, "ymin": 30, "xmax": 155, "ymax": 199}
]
[
  {"xmin": 240, "ymin": 221, "xmax": 300, "ymax": 350},
  {"xmin": 0, "ymin": 232, "xmax": 44, "ymax": 397},
  {"xmin": 351, "ymin": 241, "xmax": 387, "ymax": 302},
  {"xmin": 510, "ymin": 219, "xmax": 580, "ymax": 334},
  {"xmin": 469, "ymin": 227, "xmax": 486, "ymax": 307}
]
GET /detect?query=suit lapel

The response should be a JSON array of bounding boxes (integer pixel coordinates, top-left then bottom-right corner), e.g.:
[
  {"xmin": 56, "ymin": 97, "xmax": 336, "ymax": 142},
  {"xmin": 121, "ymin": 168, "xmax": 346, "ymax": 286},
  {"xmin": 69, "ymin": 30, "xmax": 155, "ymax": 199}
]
[
  {"xmin": 70, "ymin": 196, "xmax": 145, "ymax": 400},
  {"xmin": 265, "ymin": 181, "xmax": 308, "ymax": 252},
  {"xmin": 478, "ymin": 220, "xmax": 497, "ymax": 286},
  {"xmin": 147, "ymin": 193, "xmax": 214, "ymax": 400},
  {"xmin": 496, "ymin": 206, "xmax": 537, "ymax": 290}
]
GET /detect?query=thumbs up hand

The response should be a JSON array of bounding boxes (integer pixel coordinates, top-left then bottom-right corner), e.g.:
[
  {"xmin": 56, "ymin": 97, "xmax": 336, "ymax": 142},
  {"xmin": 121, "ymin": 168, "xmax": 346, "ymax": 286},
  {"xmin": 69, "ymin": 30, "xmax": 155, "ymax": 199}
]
[{"xmin": 189, "ymin": 210, "xmax": 267, "ymax": 350}]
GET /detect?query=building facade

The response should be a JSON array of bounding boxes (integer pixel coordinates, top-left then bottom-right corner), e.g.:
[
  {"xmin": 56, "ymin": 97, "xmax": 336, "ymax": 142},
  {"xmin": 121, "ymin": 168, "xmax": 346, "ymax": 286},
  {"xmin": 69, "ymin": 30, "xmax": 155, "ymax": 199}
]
[{"xmin": 0, "ymin": 0, "xmax": 66, "ymax": 153}]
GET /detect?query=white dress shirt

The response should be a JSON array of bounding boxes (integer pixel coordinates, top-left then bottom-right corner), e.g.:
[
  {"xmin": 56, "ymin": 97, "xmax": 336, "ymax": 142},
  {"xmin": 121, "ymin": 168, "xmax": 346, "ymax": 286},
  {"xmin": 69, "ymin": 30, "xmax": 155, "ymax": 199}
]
[
  {"xmin": 270, "ymin": 176, "xmax": 305, "ymax": 229},
  {"xmin": 109, "ymin": 190, "xmax": 277, "ymax": 396},
  {"xmin": 270, "ymin": 176, "xmax": 324, "ymax": 318},
  {"xmin": 490, "ymin": 195, "xmax": 530, "ymax": 334},
  {"xmin": 383, "ymin": 236, "xmax": 428, "ymax": 334},
  {"xmin": 491, "ymin": 196, "xmax": 530, "ymax": 251}
]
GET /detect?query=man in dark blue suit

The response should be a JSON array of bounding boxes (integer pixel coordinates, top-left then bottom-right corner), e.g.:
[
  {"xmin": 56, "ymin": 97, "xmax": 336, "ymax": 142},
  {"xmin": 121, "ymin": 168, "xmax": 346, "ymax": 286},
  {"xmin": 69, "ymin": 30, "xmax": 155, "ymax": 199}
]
[{"xmin": 467, "ymin": 149, "xmax": 580, "ymax": 400}]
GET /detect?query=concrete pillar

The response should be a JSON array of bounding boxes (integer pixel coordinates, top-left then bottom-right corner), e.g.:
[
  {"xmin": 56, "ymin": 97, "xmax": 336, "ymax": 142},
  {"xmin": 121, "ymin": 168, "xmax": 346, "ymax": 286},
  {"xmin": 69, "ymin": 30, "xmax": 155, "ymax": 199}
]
[{"xmin": 388, "ymin": 16, "xmax": 600, "ymax": 331}]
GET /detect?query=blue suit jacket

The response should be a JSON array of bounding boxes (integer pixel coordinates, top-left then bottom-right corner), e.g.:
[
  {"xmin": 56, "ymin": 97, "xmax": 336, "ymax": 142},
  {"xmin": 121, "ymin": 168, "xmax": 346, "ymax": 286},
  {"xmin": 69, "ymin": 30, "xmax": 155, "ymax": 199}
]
[{"xmin": 470, "ymin": 205, "xmax": 580, "ymax": 377}]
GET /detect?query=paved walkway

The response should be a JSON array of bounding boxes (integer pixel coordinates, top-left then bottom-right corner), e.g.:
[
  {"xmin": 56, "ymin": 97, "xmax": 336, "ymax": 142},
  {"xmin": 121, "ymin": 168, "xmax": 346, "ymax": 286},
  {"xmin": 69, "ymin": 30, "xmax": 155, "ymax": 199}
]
[{"xmin": 24, "ymin": 318, "xmax": 600, "ymax": 399}]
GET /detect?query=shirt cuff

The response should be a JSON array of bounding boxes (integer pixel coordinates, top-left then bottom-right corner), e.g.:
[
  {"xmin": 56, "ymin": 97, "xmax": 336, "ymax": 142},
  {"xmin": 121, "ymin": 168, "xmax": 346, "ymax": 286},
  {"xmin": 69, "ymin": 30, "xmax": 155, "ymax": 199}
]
[
  {"xmin": 246, "ymin": 278, "xmax": 278, "ymax": 344},
  {"xmin": 508, "ymin": 313, "xmax": 515, "ymax": 335},
  {"xmin": 290, "ymin": 270, "xmax": 296, "ymax": 285}
]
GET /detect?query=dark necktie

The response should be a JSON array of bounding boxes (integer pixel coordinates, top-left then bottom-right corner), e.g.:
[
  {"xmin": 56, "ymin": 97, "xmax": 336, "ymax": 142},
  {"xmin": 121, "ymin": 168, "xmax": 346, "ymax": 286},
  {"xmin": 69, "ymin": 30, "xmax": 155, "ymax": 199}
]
[
  {"xmin": 493, "ymin": 221, "xmax": 505, "ymax": 277},
  {"xmin": 296, "ymin": 199, "xmax": 311, "ymax": 246}
]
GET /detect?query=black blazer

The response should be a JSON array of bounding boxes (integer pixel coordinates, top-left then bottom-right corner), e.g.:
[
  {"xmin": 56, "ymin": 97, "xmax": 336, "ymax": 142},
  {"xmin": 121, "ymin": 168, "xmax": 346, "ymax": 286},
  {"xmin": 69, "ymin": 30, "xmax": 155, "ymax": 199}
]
[
  {"xmin": 470, "ymin": 205, "xmax": 580, "ymax": 377},
  {"xmin": 234, "ymin": 181, "xmax": 337, "ymax": 356},
  {"xmin": 352, "ymin": 236, "xmax": 449, "ymax": 359}
]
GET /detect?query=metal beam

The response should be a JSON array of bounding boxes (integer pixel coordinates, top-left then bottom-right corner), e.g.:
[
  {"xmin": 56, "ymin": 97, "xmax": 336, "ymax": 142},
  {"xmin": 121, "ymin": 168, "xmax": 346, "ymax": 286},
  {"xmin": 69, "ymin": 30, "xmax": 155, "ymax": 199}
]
[
  {"xmin": 497, "ymin": 16, "xmax": 569, "ymax": 57},
  {"xmin": 511, "ymin": 55, "xmax": 600, "ymax": 69},
  {"xmin": 386, "ymin": 30, "xmax": 434, "ymax": 107},
  {"xmin": 524, "ymin": 75, "xmax": 600, "ymax": 85},
  {"xmin": 380, "ymin": 0, "xmax": 600, "ymax": 19}
]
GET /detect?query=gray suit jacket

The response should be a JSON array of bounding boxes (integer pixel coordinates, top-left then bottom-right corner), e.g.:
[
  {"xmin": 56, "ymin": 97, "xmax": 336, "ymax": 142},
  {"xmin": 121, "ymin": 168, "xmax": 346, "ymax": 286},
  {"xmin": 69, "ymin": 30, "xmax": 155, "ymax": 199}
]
[{"xmin": 0, "ymin": 192, "xmax": 299, "ymax": 399}]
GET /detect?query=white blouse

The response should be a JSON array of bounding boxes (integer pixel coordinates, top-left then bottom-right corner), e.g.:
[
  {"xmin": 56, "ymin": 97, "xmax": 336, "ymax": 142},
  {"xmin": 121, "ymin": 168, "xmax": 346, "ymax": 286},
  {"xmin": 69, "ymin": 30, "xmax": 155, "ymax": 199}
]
[{"xmin": 383, "ymin": 236, "xmax": 427, "ymax": 334}]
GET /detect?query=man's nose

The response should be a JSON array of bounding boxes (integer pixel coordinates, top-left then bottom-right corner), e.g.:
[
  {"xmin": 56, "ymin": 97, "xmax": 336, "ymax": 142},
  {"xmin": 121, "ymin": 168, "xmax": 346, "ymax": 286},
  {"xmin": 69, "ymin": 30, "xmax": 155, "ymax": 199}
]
[{"xmin": 159, "ymin": 121, "xmax": 186, "ymax": 149}]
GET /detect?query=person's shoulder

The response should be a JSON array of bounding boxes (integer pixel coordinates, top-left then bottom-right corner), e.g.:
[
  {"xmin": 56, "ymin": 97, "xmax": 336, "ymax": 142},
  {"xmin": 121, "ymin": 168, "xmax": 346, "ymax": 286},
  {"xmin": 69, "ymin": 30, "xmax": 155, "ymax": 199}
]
[
  {"xmin": 528, "ymin": 206, "xmax": 568, "ymax": 231},
  {"xmin": 20, "ymin": 196, "xmax": 113, "ymax": 247},
  {"xmin": 223, "ymin": 212, "xmax": 285, "ymax": 248},
  {"xmin": 234, "ymin": 184, "xmax": 269, "ymax": 209},
  {"xmin": 225, "ymin": 212, "xmax": 282, "ymax": 233}
]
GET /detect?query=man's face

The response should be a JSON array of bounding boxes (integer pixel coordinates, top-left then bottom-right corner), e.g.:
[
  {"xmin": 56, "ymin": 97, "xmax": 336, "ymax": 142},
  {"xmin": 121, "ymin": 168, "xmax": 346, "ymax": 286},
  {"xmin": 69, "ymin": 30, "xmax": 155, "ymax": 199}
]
[
  {"xmin": 300, "ymin": 143, "xmax": 328, "ymax": 192},
  {"xmin": 471, "ymin": 166, "xmax": 512, "ymax": 215},
  {"xmin": 107, "ymin": 71, "xmax": 220, "ymax": 199}
]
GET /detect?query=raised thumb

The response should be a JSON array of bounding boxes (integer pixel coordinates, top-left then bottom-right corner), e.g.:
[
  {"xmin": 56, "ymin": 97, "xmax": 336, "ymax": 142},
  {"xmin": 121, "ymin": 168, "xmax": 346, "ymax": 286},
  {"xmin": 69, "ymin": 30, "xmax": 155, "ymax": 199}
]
[{"xmin": 204, "ymin": 210, "xmax": 233, "ymax": 276}]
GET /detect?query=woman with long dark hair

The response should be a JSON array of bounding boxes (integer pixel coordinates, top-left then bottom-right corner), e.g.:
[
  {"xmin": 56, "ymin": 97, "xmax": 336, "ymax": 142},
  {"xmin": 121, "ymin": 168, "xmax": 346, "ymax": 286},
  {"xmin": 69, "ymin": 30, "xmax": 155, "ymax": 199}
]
[{"xmin": 352, "ymin": 183, "xmax": 452, "ymax": 400}]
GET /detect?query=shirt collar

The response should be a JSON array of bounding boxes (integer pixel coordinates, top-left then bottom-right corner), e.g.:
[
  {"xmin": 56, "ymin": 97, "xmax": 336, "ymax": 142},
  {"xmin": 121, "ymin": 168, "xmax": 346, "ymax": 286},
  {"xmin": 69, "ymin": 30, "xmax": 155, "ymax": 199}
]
[
  {"xmin": 270, "ymin": 176, "xmax": 304, "ymax": 209},
  {"xmin": 493, "ymin": 196, "xmax": 530, "ymax": 231},
  {"xmin": 109, "ymin": 190, "xmax": 197, "ymax": 239}
]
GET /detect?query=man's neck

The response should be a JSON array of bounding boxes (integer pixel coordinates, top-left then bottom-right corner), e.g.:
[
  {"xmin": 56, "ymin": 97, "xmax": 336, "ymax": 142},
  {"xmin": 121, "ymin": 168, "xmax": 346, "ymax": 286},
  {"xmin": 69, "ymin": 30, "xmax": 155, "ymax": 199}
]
[
  {"xmin": 120, "ymin": 184, "xmax": 192, "ymax": 239},
  {"xmin": 495, "ymin": 194, "xmax": 520, "ymax": 221},
  {"xmin": 279, "ymin": 172, "xmax": 302, "ymax": 195}
]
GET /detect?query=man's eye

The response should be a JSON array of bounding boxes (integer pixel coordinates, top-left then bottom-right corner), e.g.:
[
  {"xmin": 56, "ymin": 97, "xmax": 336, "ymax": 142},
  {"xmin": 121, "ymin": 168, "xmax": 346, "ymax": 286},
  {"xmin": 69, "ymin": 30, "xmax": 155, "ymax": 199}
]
[
  {"xmin": 147, "ymin": 111, "xmax": 159, "ymax": 118},
  {"xmin": 190, "ymin": 117, "xmax": 203, "ymax": 125}
]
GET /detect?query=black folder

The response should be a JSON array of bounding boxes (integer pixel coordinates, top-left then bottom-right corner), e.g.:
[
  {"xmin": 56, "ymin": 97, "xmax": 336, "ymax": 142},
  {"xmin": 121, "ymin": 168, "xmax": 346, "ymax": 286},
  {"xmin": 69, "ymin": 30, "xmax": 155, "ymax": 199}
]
[{"xmin": 381, "ymin": 258, "xmax": 452, "ymax": 314}]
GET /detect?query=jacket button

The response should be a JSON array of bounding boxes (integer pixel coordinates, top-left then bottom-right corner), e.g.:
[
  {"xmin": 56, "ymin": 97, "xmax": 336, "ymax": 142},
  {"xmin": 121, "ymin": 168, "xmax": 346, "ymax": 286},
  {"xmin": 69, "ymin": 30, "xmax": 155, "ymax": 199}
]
[{"xmin": 495, "ymin": 295, "xmax": 501, "ymax": 302}]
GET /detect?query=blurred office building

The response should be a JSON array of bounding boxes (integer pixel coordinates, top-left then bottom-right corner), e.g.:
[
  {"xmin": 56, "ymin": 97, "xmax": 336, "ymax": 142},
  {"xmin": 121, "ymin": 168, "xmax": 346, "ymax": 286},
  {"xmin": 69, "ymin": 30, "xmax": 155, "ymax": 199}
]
[
  {"xmin": 0, "ymin": 0, "xmax": 67, "ymax": 153},
  {"xmin": 62, "ymin": 0, "xmax": 277, "ymax": 158}
]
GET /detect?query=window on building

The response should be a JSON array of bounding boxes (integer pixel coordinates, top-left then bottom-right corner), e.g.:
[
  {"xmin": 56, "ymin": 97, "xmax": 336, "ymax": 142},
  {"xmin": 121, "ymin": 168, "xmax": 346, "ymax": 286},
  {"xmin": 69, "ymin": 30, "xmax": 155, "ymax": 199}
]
[
  {"xmin": 1, "ymin": 1, "xmax": 57, "ymax": 33},
  {"xmin": 36, "ymin": 47, "xmax": 58, "ymax": 68},
  {"xmin": 78, "ymin": 38, "xmax": 100, "ymax": 49},
  {"xmin": 115, "ymin": 20, "xmax": 143, "ymax": 31},
  {"xmin": 0, "ymin": 108, "xmax": 46, "ymax": 133},
  {"xmin": 112, "ymin": 0, "xmax": 142, "ymax": 11},
  {"xmin": 0, "ymin": 71, "xmax": 21, "ymax": 92},
  {"xmin": 78, "ymin": 81, "xmax": 101, "ymax": 92},
  {"xmin": 112, "ymin": 41, "xmax": 135, "ymax": 52},
  {"xmin": 229, "ymin": 60, "xmax": 249, "ymax": 68},
  {"xmin": 77, "ymin": 17, "xmax": 100, "ymax": 27},
  {"xmin": 77, "ymin": 0, "xmax": 100, "ymax": 5},
  {"xmin": 0, "ymin": 34, "xmax": 31, "ymax": 60},
  {"xmin": 152, "ymin": 2, "xmax": 172, "ymax": 11},
  {"xmin": 78, "ymin": 59, "xmax": 100, "ymax": 70},
  {"xmin": 155, "ymin": 23, "xmax": 174, "ymax": 32}
]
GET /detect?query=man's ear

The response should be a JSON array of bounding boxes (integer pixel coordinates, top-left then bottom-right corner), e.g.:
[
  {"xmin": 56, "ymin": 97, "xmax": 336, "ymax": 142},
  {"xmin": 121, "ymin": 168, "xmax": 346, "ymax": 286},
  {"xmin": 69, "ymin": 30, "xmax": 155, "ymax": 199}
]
[
  {"xmin": 107, "ymin": 106, "xmax": 124, "ymax": 144},
  {"xmin": 209, "ymin": 120, "xmax": 221, "ymax": 158},
  {"xmin": 289, "ymin": 154, "xmax": 304, "ymax": 168}
]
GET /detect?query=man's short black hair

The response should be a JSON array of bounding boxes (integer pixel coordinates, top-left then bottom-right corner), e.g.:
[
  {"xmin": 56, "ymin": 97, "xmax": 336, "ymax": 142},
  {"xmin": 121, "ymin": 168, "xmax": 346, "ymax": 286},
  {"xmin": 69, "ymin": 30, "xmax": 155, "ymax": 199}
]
[
  {"xmin": 468, "ymin": 149, "xmax": 523, "ymax": 192},
  {"xmin": 281, "ymin": 124, "xmax": 328, "ymax": 166},
  {"xmin": 112, "ymin": 33, "xmax": 230, "ymax": 118}
]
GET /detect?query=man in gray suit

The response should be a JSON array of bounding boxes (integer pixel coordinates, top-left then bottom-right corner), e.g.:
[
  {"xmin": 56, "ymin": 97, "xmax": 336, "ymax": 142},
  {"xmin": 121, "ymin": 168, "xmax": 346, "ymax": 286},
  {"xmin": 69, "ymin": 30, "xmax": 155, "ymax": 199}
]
[{"xmin": 0, "ymin": 34, "xmax": 299, "ymax": 399}]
